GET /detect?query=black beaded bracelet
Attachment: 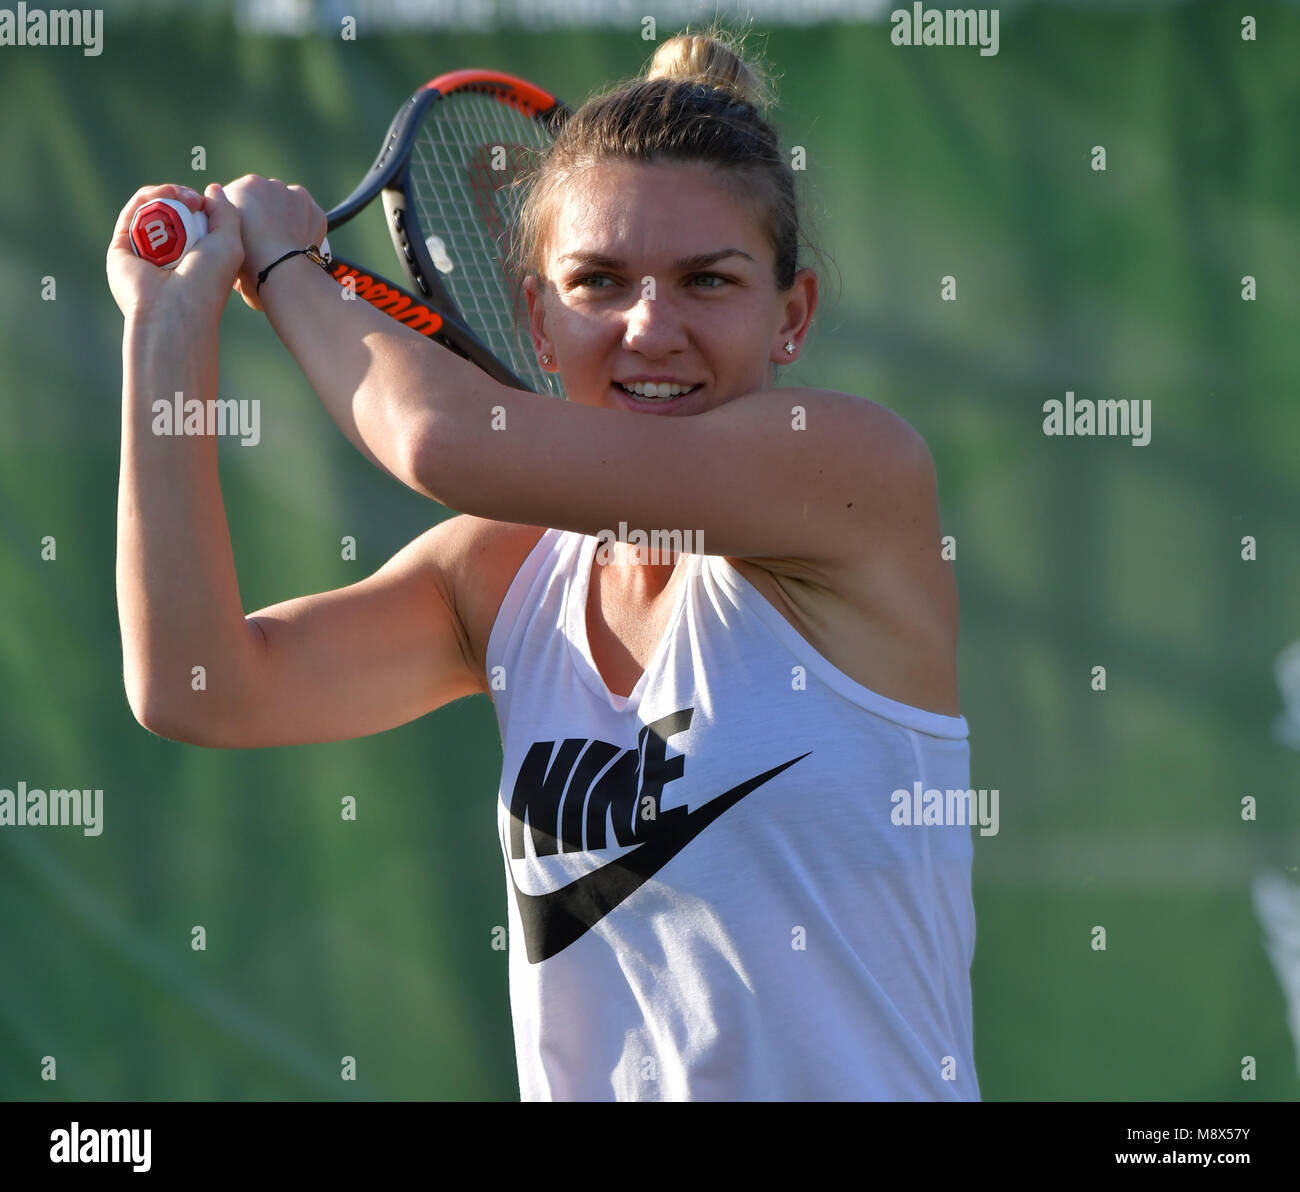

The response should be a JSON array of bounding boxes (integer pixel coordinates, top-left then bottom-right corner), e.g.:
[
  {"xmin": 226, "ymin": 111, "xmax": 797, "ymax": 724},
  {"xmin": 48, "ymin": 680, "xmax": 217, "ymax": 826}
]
[{"xmin": 256, "ymin": 245, "xmax": 330, "ymax": 294}]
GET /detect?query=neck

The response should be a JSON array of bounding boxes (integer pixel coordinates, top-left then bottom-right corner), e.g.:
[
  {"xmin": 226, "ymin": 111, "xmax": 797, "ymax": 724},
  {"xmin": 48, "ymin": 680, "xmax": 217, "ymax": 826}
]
[{"xmin": 597, "ymin": 540, "xmax": 685, "ymax": 598}]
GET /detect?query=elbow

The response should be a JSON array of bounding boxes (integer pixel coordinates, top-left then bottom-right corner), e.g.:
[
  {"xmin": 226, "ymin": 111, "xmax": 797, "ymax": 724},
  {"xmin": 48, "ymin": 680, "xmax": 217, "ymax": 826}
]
[
  {"xmin": 123, "ymin": 658, "xmax": 184, "ymax": 741},
  {"xmin": 127, "ymin": 686, "xmax": 192, "ymax": 743},
  {"xmin": 127, "ymin": 685, "xmax": 229, "ymax": 747},
  {"xmin": 403, "ymin": 412, "xmax": 461, "ymax": 507}
]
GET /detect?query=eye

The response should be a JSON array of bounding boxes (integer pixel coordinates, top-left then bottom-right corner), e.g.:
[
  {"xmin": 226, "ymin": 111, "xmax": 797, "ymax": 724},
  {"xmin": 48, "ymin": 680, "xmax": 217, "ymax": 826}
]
[
  {"xmin": 688, "ymin": 273, "xmax": 731, "ymax": 288},
  {"xmin": 571, "ymin": 273, "xmax": 616, "ymax": 289}
]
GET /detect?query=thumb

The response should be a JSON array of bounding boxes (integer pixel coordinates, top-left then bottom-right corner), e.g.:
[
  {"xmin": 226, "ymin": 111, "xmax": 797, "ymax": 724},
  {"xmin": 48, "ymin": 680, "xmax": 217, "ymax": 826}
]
[
  {"xmin": 201, "ymin": 182, "xmax": 240, "ymax": 239},
  {"xmin": 174, "ymin": 182, "xmax": 242, "ymax": 285}
]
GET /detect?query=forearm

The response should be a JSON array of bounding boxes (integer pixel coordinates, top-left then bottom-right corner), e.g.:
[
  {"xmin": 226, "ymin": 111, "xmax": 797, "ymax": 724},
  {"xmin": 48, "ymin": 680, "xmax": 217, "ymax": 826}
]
[
  {"xmin": 116, "ymin": 309, "xmax": 259, "ymax": 732},
  {"xmin": 256, "ymin": 254, "xmax": 504, "ymax": 492}
]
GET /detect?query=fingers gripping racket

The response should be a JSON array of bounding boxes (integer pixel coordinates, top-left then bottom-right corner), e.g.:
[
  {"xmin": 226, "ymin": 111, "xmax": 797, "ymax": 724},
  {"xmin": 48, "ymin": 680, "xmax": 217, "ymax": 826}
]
[{"xmin": 324, "ymin": 70, "xmax": 569, "ymax": 397}]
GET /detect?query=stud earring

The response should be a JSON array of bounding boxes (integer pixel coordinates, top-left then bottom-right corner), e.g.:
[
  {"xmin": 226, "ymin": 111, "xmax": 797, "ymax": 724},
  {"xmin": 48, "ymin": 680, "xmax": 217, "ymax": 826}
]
[
  {"xmin": 541, "ymin": 353, "xmax": 552, "ymax": 365},
  {"xmin": 784, "ymin": 341, "xmax": 796, "ymax": 355}
]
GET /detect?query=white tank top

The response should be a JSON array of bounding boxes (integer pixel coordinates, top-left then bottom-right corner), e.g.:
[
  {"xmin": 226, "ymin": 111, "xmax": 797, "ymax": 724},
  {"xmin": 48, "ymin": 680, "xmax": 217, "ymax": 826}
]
[{"xmin": 486, "ymin": 528, "xmax": 979, "ymax": 1101}]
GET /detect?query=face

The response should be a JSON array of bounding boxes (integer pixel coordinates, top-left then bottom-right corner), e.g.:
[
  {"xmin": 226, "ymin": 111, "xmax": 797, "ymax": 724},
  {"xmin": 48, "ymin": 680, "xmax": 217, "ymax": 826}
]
[{"xmin": 524, "ymin": 159, "xmax": 816, "ymax": 415}]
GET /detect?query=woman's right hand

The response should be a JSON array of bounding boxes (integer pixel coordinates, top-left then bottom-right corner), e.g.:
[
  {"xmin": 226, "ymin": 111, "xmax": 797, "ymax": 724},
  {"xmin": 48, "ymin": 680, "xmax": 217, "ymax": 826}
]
[{"xmin": 107, "ymin": 182, "xmax": 244, "ymax": 324}]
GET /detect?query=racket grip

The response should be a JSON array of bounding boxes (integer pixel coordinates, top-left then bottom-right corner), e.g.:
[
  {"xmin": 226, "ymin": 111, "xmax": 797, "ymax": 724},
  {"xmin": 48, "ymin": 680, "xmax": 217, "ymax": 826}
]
[{"xmin": 129, "ymin": 196, "xmax": 331, "ymax": 269}]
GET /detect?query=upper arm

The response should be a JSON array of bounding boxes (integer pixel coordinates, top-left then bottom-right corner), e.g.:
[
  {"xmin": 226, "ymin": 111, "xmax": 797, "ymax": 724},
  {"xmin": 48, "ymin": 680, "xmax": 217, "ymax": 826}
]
[
  {"xmin": 415, "ymin": 386, "xmax": 937, "ymax": 569},
  {"xmin": 160, "ymin": 518, "xmax": 485, "ymax": 748}
]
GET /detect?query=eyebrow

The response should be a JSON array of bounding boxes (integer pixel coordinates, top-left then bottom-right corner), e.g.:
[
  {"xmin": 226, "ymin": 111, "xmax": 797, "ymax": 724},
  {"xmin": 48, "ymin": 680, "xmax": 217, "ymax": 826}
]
[{"xmin": 556, "ymin": 249, "xmax": 755, "ymax": 271}]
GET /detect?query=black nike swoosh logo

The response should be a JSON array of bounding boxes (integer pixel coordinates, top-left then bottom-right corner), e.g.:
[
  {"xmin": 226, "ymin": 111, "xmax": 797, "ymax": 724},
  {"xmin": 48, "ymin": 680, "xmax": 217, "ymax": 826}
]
[{"xmin": 507, "ymin": 752, "xmax": 810, "ymax": 963}]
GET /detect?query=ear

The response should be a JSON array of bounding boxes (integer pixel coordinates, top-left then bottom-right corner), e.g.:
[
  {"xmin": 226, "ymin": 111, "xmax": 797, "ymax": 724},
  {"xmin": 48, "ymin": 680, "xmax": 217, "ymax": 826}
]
[
  {"xmin": 769, "ymin": 266, "xmax": 819, "ymax": 366},
  {"xmin": 524, "ymin": 275, "xmax": 558, "ymax": 372}
]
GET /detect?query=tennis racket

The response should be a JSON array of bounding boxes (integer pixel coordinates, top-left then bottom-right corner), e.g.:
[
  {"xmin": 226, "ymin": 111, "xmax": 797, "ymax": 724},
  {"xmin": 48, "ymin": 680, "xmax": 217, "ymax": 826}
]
[{"xmin": 323, "ymin": 69, "xmax": 569, "ymax": 397}]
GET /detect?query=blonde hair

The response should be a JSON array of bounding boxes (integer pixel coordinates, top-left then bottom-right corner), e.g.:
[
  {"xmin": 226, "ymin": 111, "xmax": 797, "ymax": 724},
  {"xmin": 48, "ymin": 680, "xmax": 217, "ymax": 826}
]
[
  {"xmin": 644, "ymin": 29, "xmax": 774, "ymax": 111},
  {"xmin": 515, "ymin": 27, "xmax": 805, "ymax": 292}
]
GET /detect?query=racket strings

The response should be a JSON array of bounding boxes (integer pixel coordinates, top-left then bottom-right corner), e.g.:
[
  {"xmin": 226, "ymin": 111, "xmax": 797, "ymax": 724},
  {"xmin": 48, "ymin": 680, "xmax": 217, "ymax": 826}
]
[{"xmin": 409, "ymin": 91, "xmax": 559, "ymax": 396}]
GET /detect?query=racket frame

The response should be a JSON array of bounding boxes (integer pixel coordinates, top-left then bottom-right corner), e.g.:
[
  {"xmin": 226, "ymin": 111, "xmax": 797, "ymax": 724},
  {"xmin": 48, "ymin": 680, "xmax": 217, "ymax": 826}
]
[{"xmin": 324, "ymin": 70, "xmax": 569, "ymax": 393}]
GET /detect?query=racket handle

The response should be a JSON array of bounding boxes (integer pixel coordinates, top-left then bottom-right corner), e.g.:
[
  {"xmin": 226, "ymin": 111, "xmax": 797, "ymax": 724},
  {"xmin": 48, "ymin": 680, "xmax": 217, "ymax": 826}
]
[{"xmin": 128, "ymin": 197, "xmax": 331, "ymax": 269}]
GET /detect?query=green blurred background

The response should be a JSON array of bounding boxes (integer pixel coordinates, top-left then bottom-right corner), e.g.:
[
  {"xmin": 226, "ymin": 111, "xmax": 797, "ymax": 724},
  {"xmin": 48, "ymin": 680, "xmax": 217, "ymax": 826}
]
[{"xmin": 1, "ymin": 0, "xmax": 1298, "ymax": 1101}]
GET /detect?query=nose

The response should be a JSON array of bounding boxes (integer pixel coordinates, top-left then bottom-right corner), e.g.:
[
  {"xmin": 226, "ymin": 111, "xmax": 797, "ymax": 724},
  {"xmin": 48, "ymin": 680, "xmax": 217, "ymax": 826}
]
[{"xmin": 621, "ymin": 286, "xmax": 687, "ymax": 357}]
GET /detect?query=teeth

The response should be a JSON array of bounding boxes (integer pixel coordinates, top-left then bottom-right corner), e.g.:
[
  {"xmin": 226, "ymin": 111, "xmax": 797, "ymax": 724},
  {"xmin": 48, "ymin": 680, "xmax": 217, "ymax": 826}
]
[{"xmin": 618, "ymin": 382, "xmax": 696, "ymax": 399}]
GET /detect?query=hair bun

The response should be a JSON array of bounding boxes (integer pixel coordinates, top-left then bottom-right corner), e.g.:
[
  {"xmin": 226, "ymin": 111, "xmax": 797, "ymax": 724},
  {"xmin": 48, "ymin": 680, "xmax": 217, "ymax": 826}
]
[{"xmin": 645, "ymin": 31, "xmax": 773, "ymax": 111}]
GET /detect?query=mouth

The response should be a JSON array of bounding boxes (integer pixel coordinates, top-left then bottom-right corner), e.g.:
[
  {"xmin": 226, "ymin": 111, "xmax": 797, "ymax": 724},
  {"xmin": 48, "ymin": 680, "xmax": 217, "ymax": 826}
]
[{"xmin": 611, "ymin": 381, "xmax": 701, "ymax": 411}]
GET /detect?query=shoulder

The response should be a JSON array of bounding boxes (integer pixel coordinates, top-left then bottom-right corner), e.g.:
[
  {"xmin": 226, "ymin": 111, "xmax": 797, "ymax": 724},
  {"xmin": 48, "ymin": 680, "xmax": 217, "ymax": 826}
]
[
  {"xmin": 760, "ymin": 386, "xmax": 924, "ymax": 437},
  {"xmin": 746, "ymin": 390, "xmax": 953, "ymax": 640},
  {"xmin": 756, "ymin": 386, "xmax": 939, "ymax": 508},
  {"xmin": 744, "ymin": 388, "xmax": 942, "ymax": 572},
  {"xmin": 718, "ymin": 385, "xmax": 924, "ymax": 452},
  {"xmin": 839, "ymin": 394, "xmax": 941, "ymax": 549},
  {"xmin": 407, "ymin": 515, "xmax": 549, "ymax": 687},
  {"xmin": 798, "ymin": 389, "xmax": 937, "ymax": 489},
  {"xmin": 734, "ymin": 394, "xmax": 959, "ymax": 711},
  {"xmin": 417, "ymin": 511, "xmax": 548, "ymax": 570}
]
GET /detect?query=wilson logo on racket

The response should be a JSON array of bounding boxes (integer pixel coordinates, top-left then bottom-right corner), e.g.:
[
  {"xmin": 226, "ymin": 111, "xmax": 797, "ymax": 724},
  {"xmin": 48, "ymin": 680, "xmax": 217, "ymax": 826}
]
[
  {"xmin": 128, "ymin": 201, "xmax": 189, "ymax": 267},
  {"xmin": 142, "ymin": 217, "xmax": 173, "ymax": 252},
  {"xmin": 504, "ymin": 708, "xmax": 810, "ymax": 963},
  {"xmin": 327, "ymin": 262, "xmax": 443, "ymax": 337}
]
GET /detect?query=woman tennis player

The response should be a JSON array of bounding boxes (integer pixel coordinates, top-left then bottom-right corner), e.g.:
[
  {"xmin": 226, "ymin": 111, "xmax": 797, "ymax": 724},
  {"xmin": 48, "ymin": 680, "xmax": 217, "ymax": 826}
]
[{"xmin": 108, "ymin": 32, "xmax": 979, "ymax": 1101}]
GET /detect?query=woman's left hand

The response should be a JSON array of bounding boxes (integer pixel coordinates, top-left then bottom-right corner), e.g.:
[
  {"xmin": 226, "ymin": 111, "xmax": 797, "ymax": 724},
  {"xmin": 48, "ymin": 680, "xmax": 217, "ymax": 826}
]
[{"xmin": 221, "ymin": 174, "xmax": 329, "ymax": 312}]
